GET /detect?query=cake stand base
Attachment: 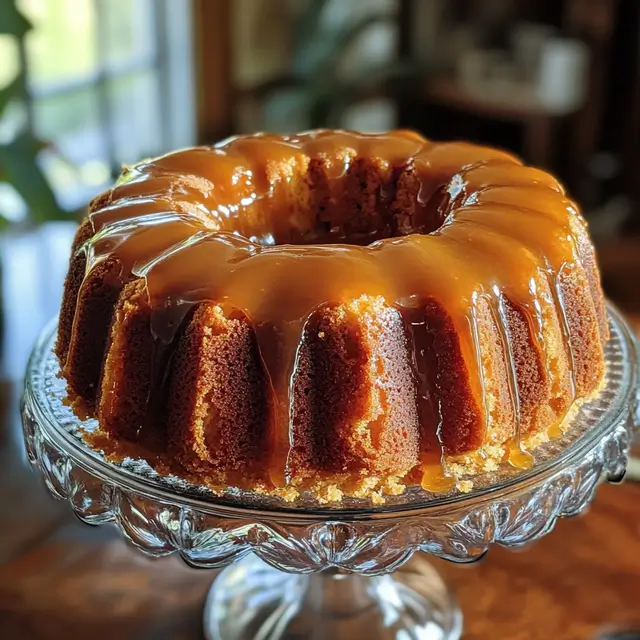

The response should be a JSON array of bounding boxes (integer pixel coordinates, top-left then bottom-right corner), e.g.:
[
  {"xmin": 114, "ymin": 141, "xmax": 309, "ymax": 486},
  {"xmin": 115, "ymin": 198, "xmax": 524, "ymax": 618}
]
[{"xmin": 203, "ymin": 553, "xmax": 462, "ymax": 640}]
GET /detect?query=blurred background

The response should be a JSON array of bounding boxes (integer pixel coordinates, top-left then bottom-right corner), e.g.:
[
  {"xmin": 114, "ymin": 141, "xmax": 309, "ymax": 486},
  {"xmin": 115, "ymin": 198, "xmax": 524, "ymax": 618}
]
[{"xmin": 0, "ymin": 1, "xmax": 639, "ymax": 638}]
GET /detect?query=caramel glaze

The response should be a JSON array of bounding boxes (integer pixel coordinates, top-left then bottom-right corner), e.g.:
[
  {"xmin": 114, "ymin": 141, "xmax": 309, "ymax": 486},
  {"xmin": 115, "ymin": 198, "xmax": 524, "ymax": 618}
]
[{"xmin": 71, "ymin": 129, "xmax": 608, "ymax": 491}]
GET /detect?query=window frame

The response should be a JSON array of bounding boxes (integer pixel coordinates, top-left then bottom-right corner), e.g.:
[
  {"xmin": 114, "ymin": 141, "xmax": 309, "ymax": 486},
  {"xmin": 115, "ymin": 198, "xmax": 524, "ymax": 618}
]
[{"xmin": 15, "ymin": 0, "xmax": 197, "ymax": 210}]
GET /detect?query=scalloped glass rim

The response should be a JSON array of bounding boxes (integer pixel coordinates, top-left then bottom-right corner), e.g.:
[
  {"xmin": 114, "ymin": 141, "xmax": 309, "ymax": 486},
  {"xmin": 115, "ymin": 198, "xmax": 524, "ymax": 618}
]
[{"xmin": 23, "ymin": 303, "xmax": 638, "ymax": 521}]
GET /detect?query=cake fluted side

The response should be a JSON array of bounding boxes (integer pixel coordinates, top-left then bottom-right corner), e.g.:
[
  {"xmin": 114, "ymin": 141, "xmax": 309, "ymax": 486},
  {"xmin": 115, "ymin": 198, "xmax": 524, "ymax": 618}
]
[{"xmin": 54, "ymin": 130, "xmax": 610, "ymax": 500}]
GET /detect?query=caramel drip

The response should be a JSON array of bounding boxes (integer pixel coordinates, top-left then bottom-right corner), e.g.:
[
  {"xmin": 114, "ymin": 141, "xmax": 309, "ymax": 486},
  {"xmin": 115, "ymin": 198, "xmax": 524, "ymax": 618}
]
[
  {"xmin": 493, "ymin": 291, "xmax": 533, "ymax": 470},
  {"xmin": 463, "ymin": 182, "xmax": 581, "ymax": 410},
  {"xmin": 252, "ymin": 320, "xmax": 305, "ymax": 487},
  {"xmin": 551, "ymin": 269, "xmax": 578, "ymax": 401},
  {"xmin": 453, "ymin": 200, "xmax": 580, "ymax": 403},
  {"xmin": 468, "ymin": 295, "xmax": 488, "ymax": 449},
  {"xmin": 398, "ymin": 304, "xmax": 455, "ymax": 491},
  {"xmin": 80, "ymin": 129, "xmax": 593, "ymax": 488},
  {"xmin": 134, "ymin": 232, "xmax": 507, "ymax": 472},
  {"xmin": 492, "ymin": 292, "xmax": 521, "ymax": 425}
]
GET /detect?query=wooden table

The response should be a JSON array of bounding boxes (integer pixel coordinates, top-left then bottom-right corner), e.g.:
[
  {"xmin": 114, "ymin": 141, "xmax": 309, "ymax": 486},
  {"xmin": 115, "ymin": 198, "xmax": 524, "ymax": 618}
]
[{"xmin": 1, "ymin": 224, "xmax": 639, "ymax": 640}]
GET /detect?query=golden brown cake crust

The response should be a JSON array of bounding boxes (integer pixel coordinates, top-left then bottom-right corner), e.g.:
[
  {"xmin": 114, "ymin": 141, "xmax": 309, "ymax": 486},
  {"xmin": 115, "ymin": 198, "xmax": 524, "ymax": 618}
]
[
  {"xmin": 97, "ymin": 280, "xmax": 155, "ymax": 442},
  {"xmin": 63, "ymin": 257, "xmax": 123, "ymax": 402},
  {"xmin": 55, "ymin": 129, "xmax": 610, "ymax": 502},
  {"xmin": 167, "ymin": 304, "xmax": 269, "ymax": 478},
  {"xmin": 55, "ymin": 219, "xmax": 94, "ymax": 364},
  {"xmin": 290, "ymin": 299, "xmax": 420, "ymax": 477}
]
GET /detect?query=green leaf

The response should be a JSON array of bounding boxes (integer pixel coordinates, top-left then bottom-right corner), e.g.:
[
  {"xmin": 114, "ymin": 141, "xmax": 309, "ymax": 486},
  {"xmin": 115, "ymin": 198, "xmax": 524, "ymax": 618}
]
[
  {"xmin": 0, "ymin": 133, "xmax": 66, "ymax": 224},
  {"xmin": 0, "ymin": 0, "xmax": 32, "ymax": 37},
  {"xmin": 293, "ymin": 12, "xmax": 394, "ymax": 78},
  {"xmin": 0, "ymin": 77, "xmax": 20, "ymax": 117},
  {"xmin": 328, "ymin": 13, "xmax": 395, "ymax": 62},
  {"xmin": 293, "ymin": 0, "xmax": 329, "ymax": 56}
]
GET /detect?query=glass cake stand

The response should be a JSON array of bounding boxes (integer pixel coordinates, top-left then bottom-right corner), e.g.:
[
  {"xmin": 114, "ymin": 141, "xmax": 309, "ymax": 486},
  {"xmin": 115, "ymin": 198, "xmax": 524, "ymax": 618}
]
[{"xmin": 21, "ymin": 305, "xmax": 639, "ymax": 640}]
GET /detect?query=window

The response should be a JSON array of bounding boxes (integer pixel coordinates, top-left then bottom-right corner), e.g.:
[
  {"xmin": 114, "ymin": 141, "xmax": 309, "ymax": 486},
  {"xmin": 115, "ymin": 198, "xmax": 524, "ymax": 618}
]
[{"xmin": 1, "ymin": 0, "xmax": 196, "ymax": 215}]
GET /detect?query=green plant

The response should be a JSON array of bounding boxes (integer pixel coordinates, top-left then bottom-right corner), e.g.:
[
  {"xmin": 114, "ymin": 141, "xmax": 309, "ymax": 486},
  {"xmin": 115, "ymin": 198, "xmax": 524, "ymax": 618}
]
[
  {"xmin": 0, "ymin": 0, "xmax": 67, "ymax": 227},
  {"xmin": 261, "ymin": 0, "xmax": 421, "ymax": 131}
]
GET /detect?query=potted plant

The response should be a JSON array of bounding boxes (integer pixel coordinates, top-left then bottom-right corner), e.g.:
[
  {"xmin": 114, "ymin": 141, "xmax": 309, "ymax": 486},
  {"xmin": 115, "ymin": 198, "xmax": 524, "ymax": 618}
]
[{"xmin": 0, "ymin": 0, "xmax": 68, "ymax": 229}]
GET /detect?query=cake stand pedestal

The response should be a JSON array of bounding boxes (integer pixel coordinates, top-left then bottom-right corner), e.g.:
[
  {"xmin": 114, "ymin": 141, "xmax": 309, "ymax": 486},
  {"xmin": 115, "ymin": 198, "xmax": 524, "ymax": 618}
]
[{"xmin": 21, "ymin": 306, "xmax": 639, "ymax": 640}]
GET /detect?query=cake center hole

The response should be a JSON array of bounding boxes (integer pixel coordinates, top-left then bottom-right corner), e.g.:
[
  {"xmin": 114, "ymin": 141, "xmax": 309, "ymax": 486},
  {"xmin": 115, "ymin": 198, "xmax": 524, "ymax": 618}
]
[{"xmin": 240, "ymin": 179, "xmax": 450, "ymax": 247}]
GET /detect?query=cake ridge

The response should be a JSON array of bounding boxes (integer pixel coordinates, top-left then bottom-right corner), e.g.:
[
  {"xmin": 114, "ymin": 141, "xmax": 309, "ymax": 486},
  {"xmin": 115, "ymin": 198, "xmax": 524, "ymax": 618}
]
[
  {"xmin": 492, "ymin": 290, "xmax": 530, "ymax": 467},
  {"xmin": 551, "ymin": 268, "xmax": 578, "ymax": 400}
]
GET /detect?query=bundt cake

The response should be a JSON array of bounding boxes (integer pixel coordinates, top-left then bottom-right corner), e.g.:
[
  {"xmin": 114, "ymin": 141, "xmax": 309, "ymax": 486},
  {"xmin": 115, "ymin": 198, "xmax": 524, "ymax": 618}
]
[{"xmin": 56, "ymin": 129, "xmax": 609, "ymax": 502}]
